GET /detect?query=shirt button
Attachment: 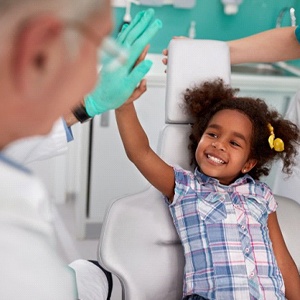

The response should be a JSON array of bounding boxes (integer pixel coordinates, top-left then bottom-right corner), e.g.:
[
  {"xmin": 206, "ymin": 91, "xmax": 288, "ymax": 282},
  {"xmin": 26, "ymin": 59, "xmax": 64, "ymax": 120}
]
[
  {"xmin": 245, "ymin": 248, "xmax": 250, "ymax": 253},
  {"xmin": 241, "ymin": 225, "xmax": 246, "ymax": 230},
  {"xmin": 250, "ymin": 271, "xmax": 255, "ymax": 278}
]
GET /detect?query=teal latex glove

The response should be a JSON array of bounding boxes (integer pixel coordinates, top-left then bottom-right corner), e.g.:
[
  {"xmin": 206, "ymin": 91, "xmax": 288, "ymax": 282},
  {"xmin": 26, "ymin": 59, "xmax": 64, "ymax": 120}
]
[
  {"xmin": 295, "ymin": 25, "xmax": 300, "ymax": 43},
  {"xmin": 85, "ymin": 9, "xmax": 163, "ymax": 117}
]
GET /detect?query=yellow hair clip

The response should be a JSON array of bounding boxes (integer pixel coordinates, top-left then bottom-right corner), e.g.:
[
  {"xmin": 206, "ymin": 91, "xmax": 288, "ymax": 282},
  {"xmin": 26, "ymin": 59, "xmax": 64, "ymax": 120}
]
[{"xmin": 268, "ymin": 123, "xmax": 284, "ymax": 152}]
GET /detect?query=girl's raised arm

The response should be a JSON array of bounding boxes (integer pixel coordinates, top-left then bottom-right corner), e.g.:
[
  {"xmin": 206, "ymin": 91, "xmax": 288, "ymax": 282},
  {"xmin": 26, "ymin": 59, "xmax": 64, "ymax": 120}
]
[{"xmin": 115, "ymin": 97, "xmax": 176, "ymax": 202}]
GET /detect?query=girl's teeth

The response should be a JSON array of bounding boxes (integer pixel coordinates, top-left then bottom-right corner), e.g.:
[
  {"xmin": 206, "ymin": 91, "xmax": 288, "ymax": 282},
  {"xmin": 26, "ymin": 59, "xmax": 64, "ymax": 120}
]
[{"xmin": 208, "ymin": 155, "xmax": 224, "ymax": 164}]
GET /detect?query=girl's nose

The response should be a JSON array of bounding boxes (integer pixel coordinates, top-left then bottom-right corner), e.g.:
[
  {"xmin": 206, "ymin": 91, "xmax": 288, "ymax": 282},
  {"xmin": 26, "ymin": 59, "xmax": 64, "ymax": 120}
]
[{"xmin": 212, "ymin": 141, "xmax": 225, "ymax": 151}]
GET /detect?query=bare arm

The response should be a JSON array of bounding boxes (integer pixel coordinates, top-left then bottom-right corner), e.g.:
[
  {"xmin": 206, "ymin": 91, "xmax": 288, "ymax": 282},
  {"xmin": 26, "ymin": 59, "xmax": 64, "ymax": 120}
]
[
  {"xmin": 162, "ymin": 28, "xmax": 300, "ymax": 66},
  {"xmin": 229, "ymin": 27, "xmax": 300, "ymax": 64},
  {"xmin": 115, "ymin": 97, "xmax": 175, "ymax": 201},
  {"xmin": 268, "ymin": 212, "xmax": 300, "ymax": 299}
]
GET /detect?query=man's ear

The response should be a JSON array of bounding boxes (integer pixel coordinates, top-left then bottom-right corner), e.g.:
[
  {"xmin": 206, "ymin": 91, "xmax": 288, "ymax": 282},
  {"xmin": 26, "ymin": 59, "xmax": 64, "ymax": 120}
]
[{"xmin": 13, "ymin": 15, "xmax": 65, "ymax": 99}]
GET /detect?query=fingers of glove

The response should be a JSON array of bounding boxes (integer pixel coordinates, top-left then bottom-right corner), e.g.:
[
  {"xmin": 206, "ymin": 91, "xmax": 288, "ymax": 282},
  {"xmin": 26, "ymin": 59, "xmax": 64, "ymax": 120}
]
[
  {"xmin": 126, "ymin": 59, "xmax": 153, "ymax": 89},
  {"xmin": 134, "ymin": 18, "xmax": 162, "ymax": 48},
  {"xmin": 117, "ymin": 23, "xmax": 129, "ymax": 38},
  {"xmin": 125, "ymin": 19, "xmax": 162, "ymax": 68},
  {"xmin": 117, "ymin": 9, "xmax": 155, "ymax": 47},
  {"xmin": 117, "ymin": 10, "xmax": 145, "ymax": 44}
]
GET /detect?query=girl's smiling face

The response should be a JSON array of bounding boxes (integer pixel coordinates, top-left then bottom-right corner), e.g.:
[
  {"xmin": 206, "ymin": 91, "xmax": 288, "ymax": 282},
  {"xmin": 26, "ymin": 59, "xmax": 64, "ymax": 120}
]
[{"xmin": 195, "ymin": 109, "xmax": 257, "ymax": 185}]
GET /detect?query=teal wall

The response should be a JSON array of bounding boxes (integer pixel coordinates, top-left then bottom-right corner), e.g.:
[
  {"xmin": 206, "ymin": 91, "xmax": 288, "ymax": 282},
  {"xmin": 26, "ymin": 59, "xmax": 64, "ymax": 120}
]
[{"xmin": 112, "ymin": 0, "xmax": 300, "ymax": 64}]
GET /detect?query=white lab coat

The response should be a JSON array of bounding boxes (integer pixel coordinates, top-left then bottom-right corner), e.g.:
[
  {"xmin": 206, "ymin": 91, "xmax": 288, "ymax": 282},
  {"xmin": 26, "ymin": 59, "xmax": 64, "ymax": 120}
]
[
  {"xmin": 272, "ymin": 91, "xmax": 300, "ymax": 205},
  {"xmin": 2, "ymin": 119, "xmax": 68, "ymax": 165},
  {"xmin": 1, "ymin": 120, "xmax": 109, "ymax": 300},
  {"xmin": 0, "ymin": 155, "xmax": 76, "ymax": 299}
]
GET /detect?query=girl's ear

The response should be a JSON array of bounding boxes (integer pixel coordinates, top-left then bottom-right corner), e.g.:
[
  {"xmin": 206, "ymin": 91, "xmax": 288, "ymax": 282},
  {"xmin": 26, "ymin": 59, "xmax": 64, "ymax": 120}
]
[{"xmin": 242, "ymin": 158, "xmax": 257, "ymax": 173}]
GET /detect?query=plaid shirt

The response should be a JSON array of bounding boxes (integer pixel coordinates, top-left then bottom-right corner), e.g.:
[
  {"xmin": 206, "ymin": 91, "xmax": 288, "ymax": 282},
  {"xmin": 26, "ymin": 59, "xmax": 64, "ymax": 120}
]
[{"xmin": 168, "ymin": 167, "xmax": 285, "ymax": 300}]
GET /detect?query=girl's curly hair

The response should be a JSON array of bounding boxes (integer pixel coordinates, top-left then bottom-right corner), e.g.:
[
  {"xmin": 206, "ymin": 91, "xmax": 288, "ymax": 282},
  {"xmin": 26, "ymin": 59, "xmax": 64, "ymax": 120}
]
[{"xmin": 183, "ymin": 78, "xmax": 300, "ymax": 180}]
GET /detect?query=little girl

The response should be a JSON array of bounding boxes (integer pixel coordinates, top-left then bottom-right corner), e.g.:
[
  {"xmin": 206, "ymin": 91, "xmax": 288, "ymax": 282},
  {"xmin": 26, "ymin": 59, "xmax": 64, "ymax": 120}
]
[{"xmin": 116, "ymin": 78, "xmax": 300, "ymax": 300}]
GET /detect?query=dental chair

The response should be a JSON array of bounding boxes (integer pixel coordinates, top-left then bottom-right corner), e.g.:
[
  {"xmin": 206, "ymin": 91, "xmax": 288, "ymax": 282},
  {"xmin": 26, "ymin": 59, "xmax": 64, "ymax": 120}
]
[
  {"xmin": 98, "ymin": 40, "xmax": 300, "ymax": 300},
  {"xmin": 98, "ymin": 39, "xmax": 231, "ymax": 300},
  {"xmin": 275, "ymin": 195, "xmax": 300, "ymax": 272}
]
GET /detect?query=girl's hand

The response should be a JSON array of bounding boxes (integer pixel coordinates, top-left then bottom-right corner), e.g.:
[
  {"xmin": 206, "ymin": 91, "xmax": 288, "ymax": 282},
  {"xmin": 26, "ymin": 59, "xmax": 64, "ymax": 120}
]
[{"xmin": 120, "ymin": 79, "xmax": 147, "ymax": 108}]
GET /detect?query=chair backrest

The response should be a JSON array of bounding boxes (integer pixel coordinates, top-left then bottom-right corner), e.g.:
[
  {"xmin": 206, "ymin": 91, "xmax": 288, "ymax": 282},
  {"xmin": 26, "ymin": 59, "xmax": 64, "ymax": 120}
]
[
  {"xmin": 98, "ymin": 186, "xmax": 185, "ymax": 300},
  {"xmin": 275, "ymin": 194, "xmax": 300, "ymax": 272},
  {"xmin": 98, "ymin": 39, "xmax": 231, "ymax": 300}
]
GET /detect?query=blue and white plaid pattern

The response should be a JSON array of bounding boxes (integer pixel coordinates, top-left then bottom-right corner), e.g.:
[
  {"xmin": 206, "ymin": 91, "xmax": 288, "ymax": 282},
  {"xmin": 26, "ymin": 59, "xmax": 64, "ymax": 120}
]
[{"xmin": 168, "ymin": 167, "xmax": 285, "ymax": 300}]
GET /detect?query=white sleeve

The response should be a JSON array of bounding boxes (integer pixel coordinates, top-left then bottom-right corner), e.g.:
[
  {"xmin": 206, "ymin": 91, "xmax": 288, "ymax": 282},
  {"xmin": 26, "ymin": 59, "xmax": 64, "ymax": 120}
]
[
  {"xmin": 69, "ymin": 259, "xmax": 109, "ymax": 300},
  {"xmin": 0, "ymin": 166, "xmax": 76, "ymax": 300},
  {"xmin": 2, "ymin": 119, "xmax": 68, "ymax": 164},
  {"xmin": 0, "ymin": 222, "xmax": 77, "ymax": 300}
]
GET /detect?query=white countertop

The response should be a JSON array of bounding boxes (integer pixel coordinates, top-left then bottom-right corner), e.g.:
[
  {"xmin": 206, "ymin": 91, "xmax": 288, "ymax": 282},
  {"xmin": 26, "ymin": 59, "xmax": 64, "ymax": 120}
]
[{"xmin": 145, "ymin": 54, "xmax": 300, "ymax": 93}]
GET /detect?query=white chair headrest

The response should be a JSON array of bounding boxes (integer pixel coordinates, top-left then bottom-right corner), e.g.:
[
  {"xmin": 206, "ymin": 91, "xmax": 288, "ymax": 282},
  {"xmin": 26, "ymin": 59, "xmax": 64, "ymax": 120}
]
[{"xmin": 165, "ymin": 39, "xmax": 231, "ymax": 124}]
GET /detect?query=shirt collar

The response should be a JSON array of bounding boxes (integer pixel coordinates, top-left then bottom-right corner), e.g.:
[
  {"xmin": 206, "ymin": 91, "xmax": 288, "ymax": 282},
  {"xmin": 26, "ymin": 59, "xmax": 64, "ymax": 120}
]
[{"xmin": 194, "ymin": 168, "xmax": 255, "ymax": 188}]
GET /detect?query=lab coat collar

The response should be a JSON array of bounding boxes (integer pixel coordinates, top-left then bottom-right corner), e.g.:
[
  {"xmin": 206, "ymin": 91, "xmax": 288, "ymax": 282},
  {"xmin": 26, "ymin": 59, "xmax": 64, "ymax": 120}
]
[{"xmin": 0, "ymin": 152, "xmax": 31, "ymax": 174}]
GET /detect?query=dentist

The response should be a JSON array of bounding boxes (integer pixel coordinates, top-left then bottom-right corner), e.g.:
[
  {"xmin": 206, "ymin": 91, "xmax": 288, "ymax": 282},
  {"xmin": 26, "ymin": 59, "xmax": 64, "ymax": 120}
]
[
  {"xmin": 4, "ymin": 8, "xmax": 162, "ymax": 165},
  {"xmin": 0, "ymin": 1, "xmax": 161, "ymax": 299}
]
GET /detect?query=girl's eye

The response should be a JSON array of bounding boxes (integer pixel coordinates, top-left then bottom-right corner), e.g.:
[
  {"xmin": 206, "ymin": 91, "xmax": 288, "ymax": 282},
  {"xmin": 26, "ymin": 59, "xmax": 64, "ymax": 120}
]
[
  {"xmin": 230, "ymin": 140, "xmax": 241, "ymax": 147},
  {"xmin": 207, "ymin": 132, "xmax": 217, "ymax": 138}
]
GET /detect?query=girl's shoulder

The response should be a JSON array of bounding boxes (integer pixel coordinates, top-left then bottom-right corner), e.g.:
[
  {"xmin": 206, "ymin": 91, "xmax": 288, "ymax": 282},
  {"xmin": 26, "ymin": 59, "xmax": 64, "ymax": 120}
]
[
  {"xmin": 254, "ymin": 179, "xmax": 273, "ymax": 193},
  {"xmin": 173, "ymin": 165, "xmax": 195, "ymax": 182},
  {"xmin": 243, "ymin": 178, "xmax": 276, "ymax": 207},
  {"xmin": 237, "ymin": 176, "xmax": 274, "ymax": 199}
]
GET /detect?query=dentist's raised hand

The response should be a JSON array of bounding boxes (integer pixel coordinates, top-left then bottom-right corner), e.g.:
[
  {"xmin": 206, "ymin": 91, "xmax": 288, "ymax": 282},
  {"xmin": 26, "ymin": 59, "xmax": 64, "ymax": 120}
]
[{"xmin": 84, "ymin": 8, "xmax": 162, "ymax": 117}]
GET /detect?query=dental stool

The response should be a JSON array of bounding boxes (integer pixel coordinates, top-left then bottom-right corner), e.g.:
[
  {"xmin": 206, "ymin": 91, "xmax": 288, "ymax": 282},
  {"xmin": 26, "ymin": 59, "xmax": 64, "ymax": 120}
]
[{"xmin": 97, "ymin": 39, "xmax": 231, "ymax": 300}]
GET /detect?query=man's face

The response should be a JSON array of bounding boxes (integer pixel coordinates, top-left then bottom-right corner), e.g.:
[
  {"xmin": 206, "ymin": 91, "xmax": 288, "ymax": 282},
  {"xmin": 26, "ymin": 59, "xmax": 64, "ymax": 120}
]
[
  {"xmin": 12, "ymin": 0, "xmax": 113, "ymax": 138},
  {"xmin": 42, "ymin": 0, "xmax": 113, "ymax": 132},
  {"xmin": 0, "ymin": 0, "xmax": 114, "ymax": 148}
]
